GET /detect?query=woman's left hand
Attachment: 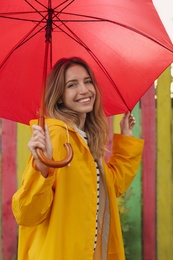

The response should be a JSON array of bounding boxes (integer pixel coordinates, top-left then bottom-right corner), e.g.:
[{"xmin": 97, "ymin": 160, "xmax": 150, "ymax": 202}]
[{"xmin": 120, "ymin": 111, "xmax": 136, "ymax": 136}]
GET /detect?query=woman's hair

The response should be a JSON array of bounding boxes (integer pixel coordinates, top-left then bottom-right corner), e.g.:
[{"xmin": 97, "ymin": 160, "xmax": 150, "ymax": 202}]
[{"xmin": 45, "ymin": 57, "xmax": 109, "ymax": 158}]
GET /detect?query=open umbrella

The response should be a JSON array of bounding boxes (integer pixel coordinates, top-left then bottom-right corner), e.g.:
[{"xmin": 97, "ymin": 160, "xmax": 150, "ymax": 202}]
[{"xmin": 0, "ymin": 0, "xmax": 173, "ymax": 166}]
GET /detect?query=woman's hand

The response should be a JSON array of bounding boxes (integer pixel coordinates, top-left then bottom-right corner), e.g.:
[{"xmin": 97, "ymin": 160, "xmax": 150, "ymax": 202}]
[
  {"xmin": 120, "ymin": 111, "xmax": 136, "ymax": 136},
  {"xmin": 28, "ymin": 124, "xmax": 53, "ymax": 177}
]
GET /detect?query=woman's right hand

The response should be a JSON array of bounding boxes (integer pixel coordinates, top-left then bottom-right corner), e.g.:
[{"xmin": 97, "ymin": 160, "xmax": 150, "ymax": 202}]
[{"xmin": 28, "ymin": 124, "xmax": 53, "ymax": 177}]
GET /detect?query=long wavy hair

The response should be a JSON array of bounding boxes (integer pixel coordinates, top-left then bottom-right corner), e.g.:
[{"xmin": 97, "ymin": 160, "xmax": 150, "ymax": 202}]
[{"xmin": 45, "ymin": 57, "xmax": 109, "ymax": 158}]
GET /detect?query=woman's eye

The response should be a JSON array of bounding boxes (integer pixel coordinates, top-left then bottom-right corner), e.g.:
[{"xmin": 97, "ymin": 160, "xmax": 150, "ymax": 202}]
[
  {"xmin": 68, "ymin": 83, "xmax": 77, "ymax": 88},
  {"xmin": 85, "ymin": 79, "xmax": 93, "ymax": 84}
]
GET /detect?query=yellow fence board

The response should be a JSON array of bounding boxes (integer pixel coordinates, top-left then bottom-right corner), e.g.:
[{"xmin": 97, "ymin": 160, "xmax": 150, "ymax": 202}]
[
  {"xmin": 113, "ymin": 114, "xmax": 122, "ymax": 134},
  {"xmin": 17, "ymin": 123, "xmax": 30, "ymax": 187},
  {"xmin": 157, "ymin": 66, "xmax": 173, "ymax": 259}
]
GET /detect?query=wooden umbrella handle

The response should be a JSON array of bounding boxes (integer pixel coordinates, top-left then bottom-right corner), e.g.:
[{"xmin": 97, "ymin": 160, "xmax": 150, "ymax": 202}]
[
  {"xmin": 36, "ymin": 116, "xmax": 74, "ymax": 168},
  {"xmin": 36, "ymin": 143, "xmax": 74, "ymax": 168}
]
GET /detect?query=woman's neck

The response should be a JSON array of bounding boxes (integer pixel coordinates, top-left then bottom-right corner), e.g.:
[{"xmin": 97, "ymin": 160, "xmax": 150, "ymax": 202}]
[{"xmin": 78, "ymin": 114, "xmax": 86, "ymax": 130}]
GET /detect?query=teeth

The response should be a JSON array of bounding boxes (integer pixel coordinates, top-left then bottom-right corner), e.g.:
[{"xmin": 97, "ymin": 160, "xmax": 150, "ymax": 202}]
[{"xmin": 79, "ymin": 98, "xmax": 90, "ymax": 103}]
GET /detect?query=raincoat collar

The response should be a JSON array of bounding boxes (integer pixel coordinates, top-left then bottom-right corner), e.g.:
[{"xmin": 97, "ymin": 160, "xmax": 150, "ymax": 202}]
[
  {"xmin": 29, "ymin": 117, "xmax": 89, "ymax": 151},
  {"xmin": 30, "ymin": 118, "xmax": 77, "ymax": 133}
]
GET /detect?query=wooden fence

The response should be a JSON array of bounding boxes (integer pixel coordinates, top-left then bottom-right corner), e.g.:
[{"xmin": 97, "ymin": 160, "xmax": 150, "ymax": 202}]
[{"xmin": 0, "ymin": 66, "xmax": 172, "ymax": 259}]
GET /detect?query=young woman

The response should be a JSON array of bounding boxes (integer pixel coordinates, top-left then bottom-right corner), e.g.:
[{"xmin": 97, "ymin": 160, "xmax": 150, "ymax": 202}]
[{"xmin": 12, "ymin": 57, "xmax": 144, "ymax": 260}]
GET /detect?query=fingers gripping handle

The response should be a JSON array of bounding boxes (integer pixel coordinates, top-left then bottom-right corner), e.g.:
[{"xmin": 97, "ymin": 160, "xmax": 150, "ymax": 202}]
[
  {"xmin": 36, "ymin": 143, "xmax": 74, "ymax": 168},
  {"xmin": 37, "ymin": 116, "xmax": 73, "ymax": 168}
]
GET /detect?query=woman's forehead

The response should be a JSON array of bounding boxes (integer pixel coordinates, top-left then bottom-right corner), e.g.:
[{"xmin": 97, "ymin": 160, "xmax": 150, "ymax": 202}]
[{"xmin": 65, "ymin": 64, "xmax": 90, "ymax": 81}]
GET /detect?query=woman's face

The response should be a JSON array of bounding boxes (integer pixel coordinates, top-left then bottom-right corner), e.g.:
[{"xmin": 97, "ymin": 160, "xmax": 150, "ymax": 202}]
[{"xmin": 62, "ymin": 64, "xmax": 96, "ymax": 118}]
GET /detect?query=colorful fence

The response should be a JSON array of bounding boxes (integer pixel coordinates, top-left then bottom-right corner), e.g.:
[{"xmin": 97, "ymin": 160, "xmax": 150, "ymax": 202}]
[{"xmin": 0, "ymin": 66, "xmax": 173, "ymax": 260}]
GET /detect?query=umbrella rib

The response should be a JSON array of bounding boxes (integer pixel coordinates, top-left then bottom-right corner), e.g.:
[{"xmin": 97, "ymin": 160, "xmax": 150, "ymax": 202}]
[
  {"xmin": 57, "ymin": 0, "xmax": 75, "ymax": 13},
  {"xmin": 54, "ymin": 0, "xmax": 74, "ymax": 13},
  {"xmin": 17, "ymin": 26, "xmax": 46, "ymax": 49},
  {"xmin": 0, "ymin": 22, "xmax": 46, "ymax": 69},
  {"xmin": 24, "ymin": 0, "xmax": 46, "ymax": 20},
  {"xmin": 34, "ymin": 0, "xmax": 72, "ymax": 11},
  {"xmin": 0, "ymin": 11, "xmax": 47, "ymax": 15},
  {"xmin": 0, "ymin": 14, "xmax": 46, "ymax": 23},
  {"xmin": 33, "ymin": 0, "xmax": 47, "ymax": 9},
  {"xmin": 57, "ymin": 11, "xmax": 173, "ymax": 53}
]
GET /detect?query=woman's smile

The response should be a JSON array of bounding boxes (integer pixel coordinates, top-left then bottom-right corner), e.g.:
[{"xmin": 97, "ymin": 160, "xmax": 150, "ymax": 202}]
[{"xmin": 76, "ymin": 97, "xmax": 91, "ymax": 102}]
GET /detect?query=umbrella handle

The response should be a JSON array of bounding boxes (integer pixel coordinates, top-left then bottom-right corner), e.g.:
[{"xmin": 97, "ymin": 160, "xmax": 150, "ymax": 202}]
[
  {"xmin": 36, "ymin": 116, "xmax": 74, "ymax": 168},
  {"xmin": 36, "ymin": 143, "xmax": 74, "ymax": 168}
]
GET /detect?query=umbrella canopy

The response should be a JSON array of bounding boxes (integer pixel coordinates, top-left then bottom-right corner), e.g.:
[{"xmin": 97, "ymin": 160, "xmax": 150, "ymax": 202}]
[{"xmin": 0, "ymin": 0, "xmax": 173, "ymax": 125}]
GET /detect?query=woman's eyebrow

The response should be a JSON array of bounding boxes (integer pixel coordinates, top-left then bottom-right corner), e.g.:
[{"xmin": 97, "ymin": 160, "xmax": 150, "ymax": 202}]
[
  {"xmin": 65, "ymin": 76, "xmax": 91, "ymax": 85},
  {"xmin": 65, "ymin": 79, "xmax": 77, "ymax": 86}
]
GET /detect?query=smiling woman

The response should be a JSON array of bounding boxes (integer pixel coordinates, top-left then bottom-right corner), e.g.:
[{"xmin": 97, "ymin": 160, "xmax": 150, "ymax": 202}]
[{"xmin": 11, "ymin": 56, "xmax": 144, "ymax": 260}]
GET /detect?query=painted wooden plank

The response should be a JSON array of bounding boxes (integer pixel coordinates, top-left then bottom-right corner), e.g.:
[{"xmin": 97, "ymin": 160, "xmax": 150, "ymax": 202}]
[
  {"xmin": 124, "ymin": 104, "xmax": 142, "ymax": 260},
  {"xmin": 17, "ymin": 123, "xmax": 31, "ymax": 187},
  {"xmin": 113, "ymin": 106, "xmax": 142, "ymax": 259},
  {"xmin": 157, "ymin": 66, "xmax": 173, "ymax": 260},
  {"xmin": 141, "ymin": 85, "xmax": 156, "ymax": 260},
  {"xmin": 113, "ymin": 114, "xmax": 122, "ymax": 134},
  {"xmin": 1, "ymin": 119, "xmax": 17, "ymax": 260}
]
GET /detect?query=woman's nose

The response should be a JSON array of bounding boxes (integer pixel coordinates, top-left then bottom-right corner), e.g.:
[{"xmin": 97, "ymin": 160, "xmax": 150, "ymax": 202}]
[{"xmin": 78, "ymin": 83, "xmax": 88, "ymax": 93}]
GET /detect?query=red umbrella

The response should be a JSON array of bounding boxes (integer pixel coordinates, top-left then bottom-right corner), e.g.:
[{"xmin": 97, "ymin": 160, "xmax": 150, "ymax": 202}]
[
  {"xmin": 0, "ymin": 0, "xmax": 173, "ymax": 123},
  {"xmin": 0, "ymin": 0, "xmax": 173, "ymax": 166}
]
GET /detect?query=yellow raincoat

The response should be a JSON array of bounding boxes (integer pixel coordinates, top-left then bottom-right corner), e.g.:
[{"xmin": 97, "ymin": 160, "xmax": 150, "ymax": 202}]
[{"xmin": 12, "ymin": 118, "xmax": 144, "ymax": 260}]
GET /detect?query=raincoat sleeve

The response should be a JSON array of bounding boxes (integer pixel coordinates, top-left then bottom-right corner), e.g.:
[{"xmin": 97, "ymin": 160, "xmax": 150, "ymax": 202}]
[
  {"xmin": 12, "ymin": 124, "xmax": 67, "ymax": 227},
  {"xmin": 105, "ymin": 133, "xmax": 144, "ymax": 197},
  {"xmin": 12, "ymin": 156, "xmax": 56, "ymax": 226}
]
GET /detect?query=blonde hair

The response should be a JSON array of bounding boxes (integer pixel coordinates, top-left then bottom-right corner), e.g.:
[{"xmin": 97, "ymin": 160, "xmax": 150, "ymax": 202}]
[{"xmin": 45, "ymin": 57, "xmax": 109, "ymax": 158}]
